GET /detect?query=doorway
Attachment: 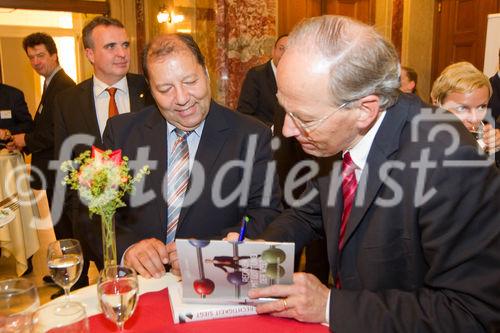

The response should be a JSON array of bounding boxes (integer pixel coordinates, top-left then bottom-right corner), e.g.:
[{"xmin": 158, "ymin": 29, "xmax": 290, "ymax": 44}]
[
  {"xmin": 0, "ymin": 8, "xmax": 97, "ymax": 116},
  {"xmin": 431, "ymin": 0, "xmax": 500, "ymax": 83}
]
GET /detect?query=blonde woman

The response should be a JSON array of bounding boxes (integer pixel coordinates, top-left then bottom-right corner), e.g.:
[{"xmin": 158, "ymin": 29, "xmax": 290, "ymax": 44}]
[{"xmin": 431, "ymin": 61, "xmax": 500, "ymax": 166}]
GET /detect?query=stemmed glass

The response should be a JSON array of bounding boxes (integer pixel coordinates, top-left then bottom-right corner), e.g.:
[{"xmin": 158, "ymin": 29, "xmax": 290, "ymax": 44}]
[
  {"xmin": 32, "ymin": 301, "xmax": 89, "ymax": 333},
  {"xmin": 47, "ymin": 239, "xmax": 83, "ymax": 300},
  {"xmin": 97, "ymin": 265, "xmax": 139, "ymax": 331},
  {"xmin": 0, "ymin": 278, "xmax": 40, "ymax": 333},
  {"xmin": 470, "ymin": 121, "xmax": 485, "ymax": 141}
]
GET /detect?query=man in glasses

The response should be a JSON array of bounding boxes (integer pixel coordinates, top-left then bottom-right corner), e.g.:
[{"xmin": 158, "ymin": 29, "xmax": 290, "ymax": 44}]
[{"xmin": 236, "ymin": 15, "xmax": 500, "ymax": 332}]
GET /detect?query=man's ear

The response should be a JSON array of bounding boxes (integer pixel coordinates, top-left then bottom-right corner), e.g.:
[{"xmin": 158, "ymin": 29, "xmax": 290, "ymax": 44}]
[
  {"xmin": 409, "ymin": 81, "xmax": 416, "ymax": 92},
  {"xmin": 356, "ymin": 94, "xmax": 380, "ymax": 129},
  {"xmin": 84, "ymin": 48, "xmax": 94, "ymax": 65}
]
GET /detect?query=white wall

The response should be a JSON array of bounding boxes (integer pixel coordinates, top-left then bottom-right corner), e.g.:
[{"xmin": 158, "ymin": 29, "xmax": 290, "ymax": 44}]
[{"xmin": 483, "ymin": 13, "xmax": 500, "ymax": 77}]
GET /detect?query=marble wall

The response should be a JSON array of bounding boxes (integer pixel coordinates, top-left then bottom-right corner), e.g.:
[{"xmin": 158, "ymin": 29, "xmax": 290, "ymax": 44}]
[
  {"xmin": 126, "ymin": 0, "xmax": 277, "ymax": 110},
  {"xmin": 215, "ymin": 0, "xmax": 277, "ymax": 109}
]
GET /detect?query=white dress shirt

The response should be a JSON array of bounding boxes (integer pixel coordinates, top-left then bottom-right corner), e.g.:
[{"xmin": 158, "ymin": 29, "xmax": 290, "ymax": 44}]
[{"xmin": 93, "ymin": 76, "xmax": 131, "ymax": 136}]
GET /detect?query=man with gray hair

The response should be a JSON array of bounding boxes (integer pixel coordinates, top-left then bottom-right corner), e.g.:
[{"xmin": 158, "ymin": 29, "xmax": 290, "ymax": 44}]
[{"xmin": 241, "ymin": 15, "xmax": 500, "ymax": 332}]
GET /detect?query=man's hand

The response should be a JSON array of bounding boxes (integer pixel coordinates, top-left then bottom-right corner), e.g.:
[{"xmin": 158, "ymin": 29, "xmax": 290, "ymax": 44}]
[
  {"xmin": 223, "ymin": 232, "xmax": 263, "ymax": 242},
  {"xmin": 6, "ymin": 141, "xmax": 17, "ymax": 151},
  {"xmin": 483, "ymin": 124, "xmax": 500, "ymax": 153},
  {"xmin": 10, "ymin": 133, "xmax": 26, "ymax": 149},
  {"xmin": 165, "ymin": 242, "xmax": 180, "ymax": 276},
  {"xmin": 248, "ymin": 272, "xmax": 330, "ymax": 323},
  {"xmin": 0, "ymin": 129, "xmax": 11, "ymax": 141},
  {"xmin": 124, "ymin": 238, "xmax": 168, "ymax": 278},
  {"xmin": 224, "ymin": 232, "xmax": 240, "ymax": 241}
]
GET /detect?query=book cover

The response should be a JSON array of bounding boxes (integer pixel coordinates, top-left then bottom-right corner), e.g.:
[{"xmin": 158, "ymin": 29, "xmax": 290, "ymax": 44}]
[
  {"xmin": 168, "ymin": 281, "xmax": 257, "ymax": 324},
  {"xmin": 176, "ymin": 239, "xmax": 295, "ymax": 304}
]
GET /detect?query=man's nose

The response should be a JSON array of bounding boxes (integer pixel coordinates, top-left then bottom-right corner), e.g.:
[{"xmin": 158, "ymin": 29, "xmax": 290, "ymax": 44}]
[
  {"xmin": 282, "ymin": 113, "xmax": 300, "ymax": 138},
  {"xmin": 115, "ymin": 46, "xmax": 127, "ymax": 58},
  {"xmin": 175, "ymin": 86, "xmax": 189, "ymax": 105}
]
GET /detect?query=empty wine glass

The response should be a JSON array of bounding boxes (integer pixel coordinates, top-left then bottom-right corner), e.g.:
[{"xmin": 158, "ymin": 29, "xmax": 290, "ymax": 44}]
[
  {"xmin": 0, "ymin": 278, "xmax": 40, "ymax": 333},
  {"xmin": 32, "ymin": 301, "xmax": 89, "ymax": 333},
  {"xmin": 97, "ymin": 265, "xmax": 139, "ymax": 331},
  {"xmin": 47, "ymin": 239, "xmax": 83, "ymax": 300}
]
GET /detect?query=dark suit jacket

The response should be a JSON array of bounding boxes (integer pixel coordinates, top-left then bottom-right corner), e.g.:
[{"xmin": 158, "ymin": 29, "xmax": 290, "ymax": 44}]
[
  {"xmin": 102, "ymin": 101, "xmax": 283, "ymax": 262},
  {"xmin": 24, "ymin": 69, "xmax": 75, "ymax": 190},
  {"xmin": 0, "ymin": 83, "xmax": 33, "ymax": 135},
  {"xmin": 53, "ymin": 73, "xmax": 153, "ymax": 265},
  {"xmin": 237, "ymin": 60, "xmax": 280, "ymax": 126},
  {"xmin": 237, "ymin": 60, "xmax": 313, "ymax": 201},
  {"xmin": 260, "ymin": 94, "xmax": 500, "ymax": 332},
  {"xmin": 489, "ymin": 73, "xmax": 500, "ymax": 125}
]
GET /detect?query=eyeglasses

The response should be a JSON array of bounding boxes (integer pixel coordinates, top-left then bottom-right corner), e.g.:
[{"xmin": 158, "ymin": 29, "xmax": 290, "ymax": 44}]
[{"xmin": 285, "ymin": 102, "xmax": 350, "ymax": 135}]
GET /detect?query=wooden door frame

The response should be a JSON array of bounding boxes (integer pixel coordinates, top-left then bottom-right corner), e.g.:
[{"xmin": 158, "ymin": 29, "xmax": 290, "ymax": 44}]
[{"xmin": 431, "ymin": 0, "xmax": 500, "ymax": 84}]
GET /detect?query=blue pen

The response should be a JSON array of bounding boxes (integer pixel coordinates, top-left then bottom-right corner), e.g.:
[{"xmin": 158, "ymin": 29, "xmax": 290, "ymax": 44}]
[{"xmin": 238, "ymin": 215, "xmax": 251, "ymax": 241}]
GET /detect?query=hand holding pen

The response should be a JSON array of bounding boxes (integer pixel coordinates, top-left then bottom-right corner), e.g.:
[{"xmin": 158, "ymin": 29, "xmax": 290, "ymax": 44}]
[{"xmin": 238, "ymin": 215, "xmax": 253, "ymax": 241}]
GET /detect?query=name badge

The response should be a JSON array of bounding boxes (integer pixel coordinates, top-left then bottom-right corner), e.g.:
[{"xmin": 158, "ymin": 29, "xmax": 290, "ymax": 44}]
[{"xmin": 0, "ymin": 110, "xmax": 12, "ymax": 119}]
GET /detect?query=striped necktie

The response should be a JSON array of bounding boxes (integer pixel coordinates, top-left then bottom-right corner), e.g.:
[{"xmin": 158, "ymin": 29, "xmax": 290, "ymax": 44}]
[
  {"xmin": 336, "ymin": 151, "xmax": 358, "ymax": 289},
  {"xmin": 166, "ymin": 129, "xmax": 190, "ymax": 243}
]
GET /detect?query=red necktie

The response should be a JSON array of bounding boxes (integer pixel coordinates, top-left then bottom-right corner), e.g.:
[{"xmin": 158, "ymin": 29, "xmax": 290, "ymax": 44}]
[
  {"xmin": 106, "ymin": 87, "xmax": 119, "ymax": 118},
  {"xmin": 336, "ymin": 151, "xmax": 358, "ymax": 289}
]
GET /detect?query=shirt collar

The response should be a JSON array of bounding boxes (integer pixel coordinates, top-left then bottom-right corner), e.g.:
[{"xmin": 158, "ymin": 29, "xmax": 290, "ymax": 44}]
[
  {"xmin": 167, "ymin": 120, "xmax": 205, "ymax": 138},
  {"xmin": 93, "ymin": 75, "xmax": 128, "ymax": 97},
  {"xmin": 44, "ymin": 66, "xmax": 61, "ymax": 88},
  {"xmin": 270, "ymin": 60, "xmax": 277, "ymax": 78},
  {"xmin": 344, "ymin": 110, "xmax": 387, "ymax": 171}
]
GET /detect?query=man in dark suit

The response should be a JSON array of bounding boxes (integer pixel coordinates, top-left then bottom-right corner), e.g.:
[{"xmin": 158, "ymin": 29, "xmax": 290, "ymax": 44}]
[
  {"xmin": 53, "ymin": 16, "xmax": 153, "ymax": 289},
  {"xmin": 237, "ymin": 34, "xmax": 288, "ymax": 126},
  {"xmin": 240, "ymin": 16, "xmax": 500, "ymax": 332},
  {"xmin": 8, "ymin": 33, "xmax": 76, "ymax": 239},
  {"xmin": 0, "ymin": 83, "xmax": 33, "ymax": 144},
  {"xmin": 238, "ymin": 35, "xmax": 330, "ymax": 284},
  {"xmin": 103, "ymin": 33, "xmax": 282, "ymax": 279},
  {"xmin": 488, "ymin": 49, "xmax": 500, "ymax": 125}
]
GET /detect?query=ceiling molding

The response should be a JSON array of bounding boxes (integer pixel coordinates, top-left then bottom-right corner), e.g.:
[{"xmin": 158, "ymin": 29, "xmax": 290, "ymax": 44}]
[{"xmin": 0, "ymin": 0, "xmax": 109, "ymax": 15}]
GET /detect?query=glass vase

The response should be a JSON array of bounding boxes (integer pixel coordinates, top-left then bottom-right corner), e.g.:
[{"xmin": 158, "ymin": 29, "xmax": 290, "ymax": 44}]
[{"xmin": 101, "ymin": 213, "xmax": 117, "ymax": 268}]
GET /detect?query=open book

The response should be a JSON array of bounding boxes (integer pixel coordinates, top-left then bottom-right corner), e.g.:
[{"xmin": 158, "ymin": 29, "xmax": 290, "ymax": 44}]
[{"xmin": 176, "ymin": 239, "xmax": 295, "ymax": 305}]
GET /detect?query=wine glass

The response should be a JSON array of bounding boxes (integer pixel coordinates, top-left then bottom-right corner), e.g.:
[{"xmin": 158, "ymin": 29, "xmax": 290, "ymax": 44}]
[
  {"xmin": 97, "ymin": 265, "xmax": 139, "ymax": 331},
  {"xmin": 0, "ymin": 278, "xmax": 40, "ymax": 333},
  {"xmin": 470, "ymin": 121, "xmax": 485, "ymax": 141},
  {"xmin": 32, "ymin": 301, "xmax": 89, "ymax": 333},
  {"xmin": 47, "ymin": 239, "xmax": 83, "ymax": 300}
]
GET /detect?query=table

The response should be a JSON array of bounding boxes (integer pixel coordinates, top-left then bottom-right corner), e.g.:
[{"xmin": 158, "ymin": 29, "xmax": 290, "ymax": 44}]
[
  {"xmin": 55, "ymin": 273, "xmax": 330, "ymax": 332},
  {"xmin": 0, "ymin": 150, "xmax": 40, "ymax": 276}
]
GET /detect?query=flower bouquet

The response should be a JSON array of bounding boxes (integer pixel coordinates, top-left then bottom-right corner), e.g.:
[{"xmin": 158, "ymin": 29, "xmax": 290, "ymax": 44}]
[{"xmin": 61, "ymin": 146, "xmax": 149, "ymax": 267}]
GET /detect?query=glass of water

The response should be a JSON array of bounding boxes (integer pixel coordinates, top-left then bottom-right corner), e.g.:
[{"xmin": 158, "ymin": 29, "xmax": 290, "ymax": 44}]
[
  {"xmin": 0, "ymin": 278, "xmax": 40, "ymax": 333},
  {"xmin": 32, "ymin": 301, "xmax": 88, "ymax": 332},
  {"xmin": 97, "ymin": 265, "xmax": 139, "ymax": 331},
  {"xmin": 47, "ymin": 239, "xmax": 83, "ymax": 300}
]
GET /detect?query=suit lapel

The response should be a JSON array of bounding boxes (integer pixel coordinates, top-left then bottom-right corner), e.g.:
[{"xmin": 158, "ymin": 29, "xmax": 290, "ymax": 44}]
[
  {"xmin": 342, "ymin": 99, "xmax": 409, "ymax": 247},
  {"xmin": 127, "ymin": 74, "xmax": 147, "ymax": 113},
  {"xmin": 265, "ymin": 61, "xmax": 278, "ymax": 93},
  {"xmin": 144, "ymin": 108, "xmax": 168, "ymax": 231},
  {"xmin": 321, "ymin": 156, "xmax": 343, "ymax": 279},
  {"xmin": 79, "ymin": 80, "xmax": 102, "ymax": 145},
  {"xmin": 178, "ymin": 101, "xmax": 229, "ymax": 224}
]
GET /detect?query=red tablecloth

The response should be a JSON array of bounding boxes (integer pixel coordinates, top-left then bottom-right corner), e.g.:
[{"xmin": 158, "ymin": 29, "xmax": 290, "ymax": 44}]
[{"xmin": 90, "ymin": 288, "xmax": 330, "ymax": 332}]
